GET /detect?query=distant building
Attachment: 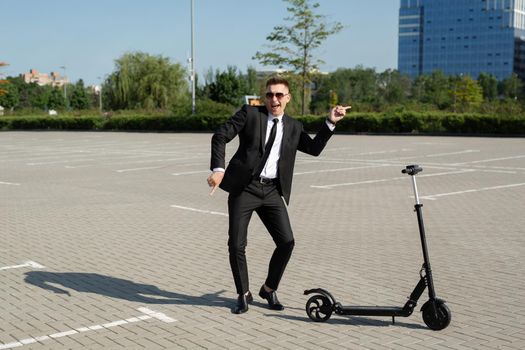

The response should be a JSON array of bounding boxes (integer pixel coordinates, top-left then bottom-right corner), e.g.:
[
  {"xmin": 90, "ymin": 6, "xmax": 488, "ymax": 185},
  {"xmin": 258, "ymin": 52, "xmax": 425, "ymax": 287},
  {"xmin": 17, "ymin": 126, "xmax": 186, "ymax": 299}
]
[
  {"xmin": 244, "ymin": 95, "xmax": 262, "ymax": 106},
  {"xmin": 398, "ymin": 0, "xmax": 525, "ymax": 80},
  {"xmin": 20, "ymin": 69, "xmax": 68, "ymax": 87}
]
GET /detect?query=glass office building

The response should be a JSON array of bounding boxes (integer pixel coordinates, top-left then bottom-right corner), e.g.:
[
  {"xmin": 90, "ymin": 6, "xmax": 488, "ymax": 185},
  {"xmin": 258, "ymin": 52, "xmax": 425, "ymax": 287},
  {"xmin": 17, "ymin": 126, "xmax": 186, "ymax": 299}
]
[{"xmin": 398, "ymin": 0, "xmax": 525, "ymax": 80}]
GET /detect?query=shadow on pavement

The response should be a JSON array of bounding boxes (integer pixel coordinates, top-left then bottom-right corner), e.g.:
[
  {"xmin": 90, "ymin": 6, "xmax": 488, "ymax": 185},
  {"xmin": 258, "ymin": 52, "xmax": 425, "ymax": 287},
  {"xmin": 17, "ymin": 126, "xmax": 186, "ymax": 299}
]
[
  {"xmin": 269, "ymin": 313, "xmax": 428, "ymax": 330},
  {"xmin": 24, "ymin": 271, "xmax": 233, "ymax": 309}
]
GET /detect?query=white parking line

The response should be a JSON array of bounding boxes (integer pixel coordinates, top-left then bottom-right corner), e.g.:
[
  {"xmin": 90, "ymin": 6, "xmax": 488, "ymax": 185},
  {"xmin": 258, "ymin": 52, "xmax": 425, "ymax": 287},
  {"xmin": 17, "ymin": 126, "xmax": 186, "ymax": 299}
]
[
  {"xmin": 294, "ymin": 164, "xmax": 391, "ymax": 175},
  {"xmin": 26, "ymin": 158, "xmax": 96, "ymax": 166},
  {"xmin": 137, "ymin": 307, "xmax": 177, "ymax": 323},
  {"xmin": 420, "ymin": 182, "xmax": 525, "ymax": 200},
  {"xmin": 472, "ymin": 165, "xmax": 525, "ymax": 171},
  {"xmin": 0, "ymin": 261, "xmax": 45, "ymax": 271},
  {"xmin": 451, "ymin": 154, "xmax": 525, "ymax": 165},
  {"xmin": 425, "ymin": 149, "xmax": 480, "ymax": 157},
  {"xmin": 376, "ymin": 149, "xmax": 480, "ymax": 162},
  {"xmin": 171, "ymin": 170, "xmax": 209, "ymax": 176},
  {"xmin": 116, "ymin": 166, "xmax": 167, "ymax": 173},
  {"xmin": 322, "ymin": 148, "xmax": 412, "ymax": 155},
  {"xmin": 310, "ymin": 169, "xmax": 476, "ymax": 189},
  {"xmin": 111, "ymin": 156, "xmax": 205, "ymax": 166},
  {"xmin": 171, "ymin": 205, "xmax": 228, "ymax": 217},
  {"xmin": 0, "ymin": 307, "xmax": 175, "ymax": 350},
  {"xmin": 0, "ymin": 181, "xmax": 20, "ymax": 186},
  {"xmin": 477, "ymin": 169, "xmax": 517, "ymax": 174}
]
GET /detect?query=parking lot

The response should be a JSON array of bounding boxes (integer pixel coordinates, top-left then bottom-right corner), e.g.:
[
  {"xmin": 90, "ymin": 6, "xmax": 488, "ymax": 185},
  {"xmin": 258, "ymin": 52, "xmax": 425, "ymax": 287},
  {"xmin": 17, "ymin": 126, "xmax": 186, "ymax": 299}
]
[{"xmin": 1, "ymin": 131, "xmax": 524, "ymax": 349}]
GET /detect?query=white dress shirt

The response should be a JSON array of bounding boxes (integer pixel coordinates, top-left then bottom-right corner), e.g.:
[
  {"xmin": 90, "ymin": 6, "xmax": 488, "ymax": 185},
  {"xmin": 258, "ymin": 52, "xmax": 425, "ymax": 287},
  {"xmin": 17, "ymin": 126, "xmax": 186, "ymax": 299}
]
[{"xmin": 259, "ymin": 114, "xmax": 284, "ymax": 179}]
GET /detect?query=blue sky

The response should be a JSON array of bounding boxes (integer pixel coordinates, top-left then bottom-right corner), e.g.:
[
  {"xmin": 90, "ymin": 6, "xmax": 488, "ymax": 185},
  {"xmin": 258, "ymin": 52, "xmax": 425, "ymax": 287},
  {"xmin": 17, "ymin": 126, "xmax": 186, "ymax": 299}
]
[{"xmin": 1, "ymin": 0, "xmax": 399, "ymax": 86}]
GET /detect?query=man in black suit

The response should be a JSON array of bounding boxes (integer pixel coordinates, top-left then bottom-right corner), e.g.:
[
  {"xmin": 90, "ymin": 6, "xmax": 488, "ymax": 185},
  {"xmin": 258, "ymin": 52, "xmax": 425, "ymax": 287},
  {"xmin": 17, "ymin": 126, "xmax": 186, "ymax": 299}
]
[{"xmin": 208, "ymin": 77, "xmax": 349, "ymax": 314}]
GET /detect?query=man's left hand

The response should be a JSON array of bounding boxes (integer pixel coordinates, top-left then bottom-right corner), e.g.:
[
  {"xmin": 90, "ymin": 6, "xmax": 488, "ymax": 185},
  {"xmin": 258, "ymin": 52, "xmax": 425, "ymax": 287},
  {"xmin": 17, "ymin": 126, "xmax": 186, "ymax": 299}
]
[
  {"xmin": 328, "ymin": 105, "xmax": 351, "ymax": 124},
  {"xmin": 207, "ymin": 171, "xmax": 224, "ymax": 196}
]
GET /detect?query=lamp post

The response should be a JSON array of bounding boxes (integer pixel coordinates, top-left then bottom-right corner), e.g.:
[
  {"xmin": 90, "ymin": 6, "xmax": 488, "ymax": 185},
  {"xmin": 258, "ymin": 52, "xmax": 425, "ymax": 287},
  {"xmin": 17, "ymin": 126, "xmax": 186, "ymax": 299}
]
[
  {"xmin": 96, "ymin": 76, "xmax": 103, "ymax": 114},
  {"xmin": 59, "ymin": 65, "xmax": 67, "ymax": 108},
  {"xmin": 190, "ymin": 0, "xmax": 196, "ymax": 115}
]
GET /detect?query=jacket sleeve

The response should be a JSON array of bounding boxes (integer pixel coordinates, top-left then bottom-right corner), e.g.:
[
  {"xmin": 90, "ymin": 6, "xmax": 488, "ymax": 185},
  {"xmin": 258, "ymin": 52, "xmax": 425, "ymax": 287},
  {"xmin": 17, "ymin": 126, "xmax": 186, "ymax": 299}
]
[
  {"xmin": 297, "ymin": 120, "xmax": 334, "ymax": 156},
  {"xmin": 210, "ymin": 105, "xmax": 248, "ymax": 170}
]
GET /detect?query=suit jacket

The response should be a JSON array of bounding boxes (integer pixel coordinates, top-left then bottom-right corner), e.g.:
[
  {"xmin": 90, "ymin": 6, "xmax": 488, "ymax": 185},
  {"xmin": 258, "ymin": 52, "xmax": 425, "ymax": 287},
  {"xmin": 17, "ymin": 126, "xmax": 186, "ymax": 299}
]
[{"xmin": 210, "ymin": 104, "xmax": 334, "ymax": 204}]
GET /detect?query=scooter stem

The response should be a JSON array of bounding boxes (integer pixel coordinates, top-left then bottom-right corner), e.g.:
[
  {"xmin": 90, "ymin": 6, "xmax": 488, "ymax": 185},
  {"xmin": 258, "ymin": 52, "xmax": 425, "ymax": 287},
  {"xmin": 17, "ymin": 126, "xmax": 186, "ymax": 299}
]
[
  {"xmin": 411, "ymin": 175, "xmax": 421, "ymax": 205},
  {"xmin": 403, "ymin": 165, "xmax": 437, "ymax": 300},
  {"xmin": 415, "ymin": 202, "xmax": 437, "ymax": 300},
  {"xmin": 402, "ymin": 164, "xmax": 422, "ymax": 205}
]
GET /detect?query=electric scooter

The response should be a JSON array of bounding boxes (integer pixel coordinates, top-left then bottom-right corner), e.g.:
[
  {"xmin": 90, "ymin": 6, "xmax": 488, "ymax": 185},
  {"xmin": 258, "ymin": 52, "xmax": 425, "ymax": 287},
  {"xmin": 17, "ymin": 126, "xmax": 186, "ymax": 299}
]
[{"xmin": 304, "ymin": 165, "xmax": 451, "ymax": 331}]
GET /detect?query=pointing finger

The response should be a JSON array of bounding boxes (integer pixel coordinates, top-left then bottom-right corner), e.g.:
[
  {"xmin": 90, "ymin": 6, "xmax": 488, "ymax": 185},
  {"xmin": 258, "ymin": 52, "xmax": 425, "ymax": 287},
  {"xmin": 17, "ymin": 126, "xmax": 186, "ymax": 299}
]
[{"xmin": 209, "ymin": 184, "xmax": 218, "ymax": 196}]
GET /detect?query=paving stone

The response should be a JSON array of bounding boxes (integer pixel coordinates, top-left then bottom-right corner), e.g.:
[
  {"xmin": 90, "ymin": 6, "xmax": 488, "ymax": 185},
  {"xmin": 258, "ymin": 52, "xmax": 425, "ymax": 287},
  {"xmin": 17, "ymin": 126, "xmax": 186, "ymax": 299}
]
[{"xmin": 1, "ymin": 132, "xmax": 524, "ymax": 349}]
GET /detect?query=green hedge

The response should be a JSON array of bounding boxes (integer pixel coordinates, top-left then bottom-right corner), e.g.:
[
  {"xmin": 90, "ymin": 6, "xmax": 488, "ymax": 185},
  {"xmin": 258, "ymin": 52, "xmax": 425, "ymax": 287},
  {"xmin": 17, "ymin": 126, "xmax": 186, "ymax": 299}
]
[
  {"xmin": 0, "ymin": 116, "xmax": 103, "ymax": 130},
  {"xmin": 1, "ymin": 112, "xmax": 525, "ymax": 135},
  {"xmin": 297, "ymin": 112, "xmax": 525, "ymax": 135}
]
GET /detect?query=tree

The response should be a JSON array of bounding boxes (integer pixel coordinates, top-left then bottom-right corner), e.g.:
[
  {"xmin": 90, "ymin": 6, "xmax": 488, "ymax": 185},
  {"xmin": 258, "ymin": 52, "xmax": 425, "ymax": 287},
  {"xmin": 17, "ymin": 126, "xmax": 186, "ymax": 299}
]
[
  {"xmin": 31, "ymin": 85, "xmax": 52, "ymax": 110},
  {"xmin": 477, "ymin": 73, "xmax": 498, "ymax": 101},
  {"xmin": 198, "ymin": 66, "xmax": 261, "ymax": 107},
  {"xmin": 310, "ymin": 67, "xmax": 379, "ymax": 113},
  {"xmin": 499, "ymin": 73, "xmax": 523, "ymax": 100},
  {"xmin": 48, "ymin": 87, "xmax": 66, "ymax": 110},
  {"xmin": 0, "ymin": 61, "xmax": 9, "ymax": 97},
  {"xmin": 329, "ymin": 89, "xmax": 338, "ymax": 108},
  {"xmin": 208, "ymin": 66, "xmax": 247, "ymax": 106},
  {"xmin": 245, "ymin": 66, "xmax": 259, "ymax": 96},
  {"xmin": 0, "ymin": 77, "xmax": 20, "ymax": 109},
  {"xmin": 69, "ymin": 79, "xmax": 90, "ymax": 110},
  {"xmin": 1, "ymin": 62, "xmax": 18, "ymax": 110},
  {"xmin": 377, "ymin": 69, "xmax": 412, "ymax": 105},
  {"xmin": 10, "ymin": 82, "xmax": 52, "ymax": 110},
  {"xmin": 253, "ymin": 0, "xmax": 343, "ymax": 115},
  {"xmin": 415, "ymin": 71, "xmax": 452, "ymax": 109},
  {"xmin": 449, "ymin": 75, "xmax": 483, "ymax": 112},
  {"xmin": 104, "ymin": 51, "xmax": 188, "ymax": 110}
]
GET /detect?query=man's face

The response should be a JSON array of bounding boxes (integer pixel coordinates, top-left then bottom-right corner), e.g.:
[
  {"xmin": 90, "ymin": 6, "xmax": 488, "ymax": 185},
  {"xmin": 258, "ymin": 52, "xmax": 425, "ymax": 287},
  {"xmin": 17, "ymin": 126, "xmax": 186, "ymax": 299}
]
[{"xmin": 265, "ymin": 83, "xmax": 290, "ymax": 116}]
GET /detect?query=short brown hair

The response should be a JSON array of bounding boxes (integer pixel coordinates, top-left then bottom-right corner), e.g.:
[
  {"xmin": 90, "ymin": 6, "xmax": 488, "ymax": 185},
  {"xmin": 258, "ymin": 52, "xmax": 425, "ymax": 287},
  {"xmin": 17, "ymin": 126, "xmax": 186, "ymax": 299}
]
[{"xmin": 266, "ymin": 77, "xmax": 290, "ymax": 89}]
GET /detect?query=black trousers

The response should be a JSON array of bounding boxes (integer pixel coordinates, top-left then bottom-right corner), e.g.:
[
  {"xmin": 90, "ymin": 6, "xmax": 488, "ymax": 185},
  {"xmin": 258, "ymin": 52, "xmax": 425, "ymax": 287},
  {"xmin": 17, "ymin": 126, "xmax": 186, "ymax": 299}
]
[{"xmin": 227, "ymin": 178, "xmax": 295, "ymax": 295}]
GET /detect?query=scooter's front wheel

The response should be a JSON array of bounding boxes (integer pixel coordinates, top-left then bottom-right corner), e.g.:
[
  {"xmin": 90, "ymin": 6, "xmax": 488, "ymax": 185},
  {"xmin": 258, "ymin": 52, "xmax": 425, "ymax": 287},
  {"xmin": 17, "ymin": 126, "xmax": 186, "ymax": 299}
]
[
  {"xmin": 306, "ymin": 295, "xmax": 333, "ymax": 322},
  {"xmin": 422, "ymin": 300, "xmax": 451, "ymax": 330}
]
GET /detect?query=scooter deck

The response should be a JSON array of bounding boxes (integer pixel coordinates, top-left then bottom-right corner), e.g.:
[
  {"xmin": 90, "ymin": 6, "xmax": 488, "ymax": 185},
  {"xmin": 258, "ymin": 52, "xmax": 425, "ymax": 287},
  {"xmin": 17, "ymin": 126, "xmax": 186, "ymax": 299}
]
[{"xmin": 337, "ymin": 305, "xmax": 408, "ymax": 317}]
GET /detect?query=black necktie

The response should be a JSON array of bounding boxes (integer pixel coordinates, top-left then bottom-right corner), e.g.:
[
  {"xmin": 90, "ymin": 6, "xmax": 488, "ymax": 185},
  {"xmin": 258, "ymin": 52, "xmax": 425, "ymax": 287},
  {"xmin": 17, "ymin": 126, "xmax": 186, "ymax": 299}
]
[{"xmin": 254, "ymin": 118, "xmax": 278, "ymax": 177}]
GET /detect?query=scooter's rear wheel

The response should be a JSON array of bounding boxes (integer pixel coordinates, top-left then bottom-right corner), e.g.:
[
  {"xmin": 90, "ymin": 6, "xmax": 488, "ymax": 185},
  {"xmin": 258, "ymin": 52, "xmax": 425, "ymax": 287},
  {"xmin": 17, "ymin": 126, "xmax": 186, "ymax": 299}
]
[
  {"xmin": 306, "ymin": 295, "xmax": 333, "ymax": 322},
  {"xmin": 422, "ymin": 300, "xmax": 451, "ymax": 330}
]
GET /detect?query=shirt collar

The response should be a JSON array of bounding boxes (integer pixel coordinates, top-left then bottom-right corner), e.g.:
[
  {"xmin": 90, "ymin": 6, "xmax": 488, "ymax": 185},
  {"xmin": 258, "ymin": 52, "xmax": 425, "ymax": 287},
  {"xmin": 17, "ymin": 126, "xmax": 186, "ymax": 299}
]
[{"xmin": 268, "ymin": 113, "xmax": 283, "ymax": 123}]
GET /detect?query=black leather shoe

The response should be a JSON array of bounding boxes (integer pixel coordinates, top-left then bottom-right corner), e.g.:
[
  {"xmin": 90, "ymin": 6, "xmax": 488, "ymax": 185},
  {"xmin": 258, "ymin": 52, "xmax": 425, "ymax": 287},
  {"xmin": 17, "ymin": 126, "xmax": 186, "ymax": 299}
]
[
  {"xmin": 258, "ymin": 286, "xmax": 284, "ymax": 311},
  {"xmin": 233, "ymin": 291, "xmax": 253, "ymax": 314}
]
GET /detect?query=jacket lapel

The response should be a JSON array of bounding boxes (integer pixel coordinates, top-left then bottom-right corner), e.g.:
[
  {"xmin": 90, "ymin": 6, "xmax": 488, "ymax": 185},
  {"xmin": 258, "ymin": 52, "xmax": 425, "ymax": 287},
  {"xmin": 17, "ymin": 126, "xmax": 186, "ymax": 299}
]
[
  {"xmin": 259, "ymin": 109, "xmax": 267, "ymax": 153},
  {"xmin": 280, "ymin": 114, "xmax": 291, "ymax": 157}
]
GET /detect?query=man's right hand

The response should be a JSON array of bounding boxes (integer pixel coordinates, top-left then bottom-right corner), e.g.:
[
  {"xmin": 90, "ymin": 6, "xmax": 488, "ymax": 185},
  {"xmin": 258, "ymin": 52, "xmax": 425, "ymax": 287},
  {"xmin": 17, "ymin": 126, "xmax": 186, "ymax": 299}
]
[{"xmin": 207, "ymin": 171, "xmax": 224, "ymax": 196}]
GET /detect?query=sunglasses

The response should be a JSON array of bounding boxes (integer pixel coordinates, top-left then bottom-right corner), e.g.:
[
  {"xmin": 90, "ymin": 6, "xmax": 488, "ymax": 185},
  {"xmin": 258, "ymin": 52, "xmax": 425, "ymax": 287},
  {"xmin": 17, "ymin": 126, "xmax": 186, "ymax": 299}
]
[{"xmin": 265, "ymin": 92, "xmax": 289, "ymax": 99}]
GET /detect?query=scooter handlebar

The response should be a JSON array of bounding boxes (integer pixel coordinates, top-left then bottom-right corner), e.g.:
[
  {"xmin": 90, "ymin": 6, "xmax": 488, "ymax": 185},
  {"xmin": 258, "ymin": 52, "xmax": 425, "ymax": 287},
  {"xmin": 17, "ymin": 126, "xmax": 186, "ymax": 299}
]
[{"xmin": 402, "ymin": 164, "xmax": 423, "ymax": 175}]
